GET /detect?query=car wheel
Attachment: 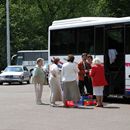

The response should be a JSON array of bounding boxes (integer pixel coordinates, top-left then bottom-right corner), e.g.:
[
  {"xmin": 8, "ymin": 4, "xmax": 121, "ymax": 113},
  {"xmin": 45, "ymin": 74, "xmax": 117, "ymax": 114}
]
[
  {"xmin": 27, "ymin": 80, "xmax": 30, "ymax": 84},
  {"xmin": 0, "ymin": 82, "xmax": 3, "ymax": 85},
  {"xmin": 8, "ymin": 82, "xmax": 11, "ymax": 85},
  {"xmin": 19, "ymin": 82, "xmax": 23, "ymax": 85}
]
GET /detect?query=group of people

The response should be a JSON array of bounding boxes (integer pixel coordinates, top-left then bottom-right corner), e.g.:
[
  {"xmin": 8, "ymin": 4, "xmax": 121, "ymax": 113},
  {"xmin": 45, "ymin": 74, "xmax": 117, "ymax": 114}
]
[{"xmin": 32, "ymin": 53, "xmax": 108, "ymax": 108}]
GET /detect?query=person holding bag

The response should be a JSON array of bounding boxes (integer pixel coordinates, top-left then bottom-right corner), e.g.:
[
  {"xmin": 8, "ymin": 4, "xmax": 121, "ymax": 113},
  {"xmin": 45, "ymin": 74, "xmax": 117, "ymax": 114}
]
[{"xmin": 31, "ymin": 58, "xmax": 46, "ymax": 105}]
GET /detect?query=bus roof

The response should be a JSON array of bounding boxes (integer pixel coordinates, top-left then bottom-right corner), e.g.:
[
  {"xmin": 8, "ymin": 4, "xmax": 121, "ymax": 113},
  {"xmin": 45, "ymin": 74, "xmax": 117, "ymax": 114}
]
[
  {"xmin": 49, "ymin": 17, "xmax": 130, "ymax": 30},
  {"xmin": 17, "ymin": 50, "xmax": 48, "ymax": 53}
]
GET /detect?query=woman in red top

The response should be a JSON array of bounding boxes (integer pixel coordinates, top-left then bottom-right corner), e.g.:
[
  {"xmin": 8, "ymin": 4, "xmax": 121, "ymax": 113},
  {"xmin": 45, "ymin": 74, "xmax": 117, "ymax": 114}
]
[{"xmin": 89, "ymin": 58, "xmax": 108, "ymax": 107}]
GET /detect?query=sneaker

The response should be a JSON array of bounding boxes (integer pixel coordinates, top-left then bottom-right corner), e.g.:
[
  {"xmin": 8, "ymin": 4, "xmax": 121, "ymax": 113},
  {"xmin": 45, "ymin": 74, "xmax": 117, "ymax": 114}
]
[{"xmin": 96, "ymin": 104, "xmax": 103, "ymax": 107}]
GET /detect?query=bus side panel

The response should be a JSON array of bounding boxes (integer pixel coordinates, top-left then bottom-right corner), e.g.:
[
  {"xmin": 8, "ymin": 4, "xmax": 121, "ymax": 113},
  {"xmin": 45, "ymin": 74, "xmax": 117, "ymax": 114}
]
[
  {"xmin": 49, "ymin": 55, "xmax": 104, "ymax": 65},
  {"xmin": 50, "ymin": 55, "xmax": 81, "ymax": 65},
  {"xmin": 125, "ymin": 55, "xmax": 130, "ymax": 96}
]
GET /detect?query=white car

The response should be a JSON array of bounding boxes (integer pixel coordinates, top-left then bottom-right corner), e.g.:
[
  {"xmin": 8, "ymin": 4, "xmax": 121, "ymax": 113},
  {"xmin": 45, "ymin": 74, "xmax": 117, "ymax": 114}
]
[{"xmin": 0, "ymin": 66, "xmax": 31, "ymax": 85}]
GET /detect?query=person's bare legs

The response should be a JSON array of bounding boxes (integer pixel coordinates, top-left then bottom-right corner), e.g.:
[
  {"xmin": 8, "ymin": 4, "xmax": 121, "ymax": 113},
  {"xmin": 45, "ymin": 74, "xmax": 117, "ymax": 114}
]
[{"xmin": 96, "ymin": 96, "xmax": 102, "ymax": 106}]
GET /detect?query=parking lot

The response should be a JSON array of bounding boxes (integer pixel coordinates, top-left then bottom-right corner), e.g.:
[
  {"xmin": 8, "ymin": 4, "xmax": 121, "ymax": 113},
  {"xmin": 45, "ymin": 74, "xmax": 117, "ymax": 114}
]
[{"xmin": 0, "ymin": 83, "xmax": 130, "ymax": 130}]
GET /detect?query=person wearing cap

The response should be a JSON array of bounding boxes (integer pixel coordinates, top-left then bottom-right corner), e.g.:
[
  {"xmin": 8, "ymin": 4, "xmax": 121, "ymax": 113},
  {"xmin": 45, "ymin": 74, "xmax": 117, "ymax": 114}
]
[
  {"xmin": 49, "ymin": 57, "xmax": 63, "ymax": 106},
  {"xmin": 61, "ymin": 54, "xmax": 80, "ymax": 106},
  {"xmin": 31, "ymin": 58, "xmax": 46, "ymax": 105},
  {"xmin": 78, "ymin": 53, "xmax": 92, "ymax": 96},
  {"xmin": 89, "ymin": 58, "xmax": 108, "ymax": 107}
]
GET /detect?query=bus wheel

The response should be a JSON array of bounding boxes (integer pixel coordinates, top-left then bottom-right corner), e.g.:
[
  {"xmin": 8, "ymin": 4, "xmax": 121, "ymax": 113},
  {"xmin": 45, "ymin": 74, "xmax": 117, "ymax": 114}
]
[
  {"xmin": 103, "ymin": 96, "xmax": 108, "ymax": 101},
  {"xmin": 123, "ymin": 95, "xmax": 129, "ymax": 100},
  {"xmin": 0, "ymin": 82, "xmax": 3, "ymax": 85}
]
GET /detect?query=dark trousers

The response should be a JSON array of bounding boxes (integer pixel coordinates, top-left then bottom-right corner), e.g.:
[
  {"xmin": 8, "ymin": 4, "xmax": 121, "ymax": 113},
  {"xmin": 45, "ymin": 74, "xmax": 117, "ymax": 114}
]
[{"xmin": 79, "ymin": 76, "xmax": 93, "ymax": 96}]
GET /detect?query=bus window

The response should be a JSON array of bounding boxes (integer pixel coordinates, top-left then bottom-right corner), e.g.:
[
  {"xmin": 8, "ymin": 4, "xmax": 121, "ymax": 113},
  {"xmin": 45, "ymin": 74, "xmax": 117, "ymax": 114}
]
[
  {"xmin": 77, "ymin": 27, "xmax": 94, "ymax": 54},
  {"xmin": 95, "ymin": 27, "xmax": 104, "ymax": 55},
  {"xmin": 23, "ymin": 52, "xmax": 48, "ymax": 61},
  {"xmin": 17, "ymin": 55, "xmax": 23, "ymax": 65},
  {"xmin": 50, "ymin": 29, "xmax": 76, "ymax": 55},
  {"xmin": 107, "ymin": 29, "xmax": 124, "ymax": 54},
  {"xmin": 125, "ymin": 25, "xmax": 130, "ymax": 54},
  {"xmin": 16, "ymin": 50, "xmax": 48, "ymax": 70}
]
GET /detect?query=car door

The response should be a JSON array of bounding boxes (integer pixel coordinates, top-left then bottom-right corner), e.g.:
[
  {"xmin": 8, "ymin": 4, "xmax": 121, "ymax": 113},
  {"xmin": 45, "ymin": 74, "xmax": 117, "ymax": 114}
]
[{"xmin": 23, "ymin": 66, "xmax": 30, "ymax": 80}]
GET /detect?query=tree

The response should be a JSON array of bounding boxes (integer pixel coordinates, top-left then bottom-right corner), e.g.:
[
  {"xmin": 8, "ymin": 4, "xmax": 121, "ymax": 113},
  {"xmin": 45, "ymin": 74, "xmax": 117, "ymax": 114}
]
[
  {"xmin": 93, "ymin": 0, "xmax": 130, "ymax": 17},
  {"xmin": 0, "ymin": 0, "xmax": 130, "ymax": 70}
]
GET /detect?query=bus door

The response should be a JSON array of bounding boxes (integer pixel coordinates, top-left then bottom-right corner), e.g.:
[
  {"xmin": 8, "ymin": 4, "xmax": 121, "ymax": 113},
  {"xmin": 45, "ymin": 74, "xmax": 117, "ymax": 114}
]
[
  {"xmin": 125, "ymin": 24, "xmax": 130, "ymax": 96},
  {"xmin": 104, "ymin": 24, "xmax": 125, "ymax": 96}
]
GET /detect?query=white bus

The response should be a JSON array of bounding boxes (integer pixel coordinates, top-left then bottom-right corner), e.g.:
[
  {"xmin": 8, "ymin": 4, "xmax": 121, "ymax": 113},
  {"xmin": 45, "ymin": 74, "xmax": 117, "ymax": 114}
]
[
  {"xmin": 14, "ymin": 50, "xmax": 48, "ymax": 71},
  {"xmin": 48, "ymin": 17, "xmax": 130, "ymax": 97}
]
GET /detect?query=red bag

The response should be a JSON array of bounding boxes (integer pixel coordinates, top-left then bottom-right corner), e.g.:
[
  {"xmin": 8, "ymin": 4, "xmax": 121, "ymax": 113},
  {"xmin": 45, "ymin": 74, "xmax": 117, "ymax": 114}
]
[
  {"xmin": 65, "ymin": 100, "xmax": 74, "ymax": 107},
  {"xmin": 84, "ymin": 100, "xmax": 97, "ymax": 106}
]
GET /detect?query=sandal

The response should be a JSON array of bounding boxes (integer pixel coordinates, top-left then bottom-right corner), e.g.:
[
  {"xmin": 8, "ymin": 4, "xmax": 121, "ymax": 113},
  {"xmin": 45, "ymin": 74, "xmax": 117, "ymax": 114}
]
[{"xmin": 96, "ymin": 104, "xmax": 103, "ymax": 107}]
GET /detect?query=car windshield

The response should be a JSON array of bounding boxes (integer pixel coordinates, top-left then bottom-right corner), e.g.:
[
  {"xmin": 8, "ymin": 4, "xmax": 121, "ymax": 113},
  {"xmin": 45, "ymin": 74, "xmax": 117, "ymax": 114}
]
[{"xmin": 4, "ymin": 67, "xmax": 23, "ymax": 72}]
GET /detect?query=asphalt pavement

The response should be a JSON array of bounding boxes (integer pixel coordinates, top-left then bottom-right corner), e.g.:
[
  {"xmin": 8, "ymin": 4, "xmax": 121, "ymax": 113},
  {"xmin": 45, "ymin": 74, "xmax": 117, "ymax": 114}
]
[{"xmin": 0, "ymin": 83, "xmax": 130, "ymax": 130}]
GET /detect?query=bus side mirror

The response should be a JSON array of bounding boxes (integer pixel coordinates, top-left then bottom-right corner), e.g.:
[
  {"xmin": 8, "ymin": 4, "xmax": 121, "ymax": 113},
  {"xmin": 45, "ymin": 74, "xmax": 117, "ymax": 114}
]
[
  {"xmin": 1, "ymin": 70, "xmax": 4, "ymax": 73},
  {"xmin": 11, "ymin": 54, "xmax": 17, "ymax": 65}
]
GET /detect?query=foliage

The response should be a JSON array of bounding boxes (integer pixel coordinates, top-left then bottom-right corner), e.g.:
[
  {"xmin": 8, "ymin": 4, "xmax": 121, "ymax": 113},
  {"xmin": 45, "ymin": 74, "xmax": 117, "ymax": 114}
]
[
  {"xmin": 93, "ymin": 0, "xmax": 130, "ymax": 17},
  {"xmin": 0, "ymin": 0, "xmax": 130, "ymax": 70}
]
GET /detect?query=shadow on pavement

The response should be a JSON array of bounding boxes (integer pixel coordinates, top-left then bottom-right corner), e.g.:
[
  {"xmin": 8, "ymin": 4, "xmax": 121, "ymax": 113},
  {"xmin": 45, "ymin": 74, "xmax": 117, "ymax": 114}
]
[
  {"xmin": 103, "ymin": 106, "xmax": 120, "ymax": 109},
  {"xmin": 37, "ymin": 102, "xmax": 50, "ymax": 105},
  {"xmin": 103, "ymin": 105, "xmax": 120, "ymax": 109},
  {"xmin": 51, "ymin": 105, "xmax": 94, "ymax": 109},
  {"xmin": 104, "ymin": 97, "xmax": 130, "ymax": 105},
  {"xmin": 2, "ymin": 82, "xmax": 28, "ymax": 86}
]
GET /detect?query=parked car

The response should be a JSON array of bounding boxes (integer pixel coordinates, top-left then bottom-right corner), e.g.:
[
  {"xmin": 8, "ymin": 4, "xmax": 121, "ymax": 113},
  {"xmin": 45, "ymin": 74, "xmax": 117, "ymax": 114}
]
[{"xmin": 0, "ymin": 66, "xmax": 31, "ymax": 85}]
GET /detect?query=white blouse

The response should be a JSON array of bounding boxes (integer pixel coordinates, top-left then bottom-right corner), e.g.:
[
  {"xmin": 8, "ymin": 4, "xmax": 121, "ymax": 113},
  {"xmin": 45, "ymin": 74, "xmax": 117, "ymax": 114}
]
[
  {"xmin": 61, "ymin": 62, "xmax": 79, "ymax": 82},
  {"xmin": 49, "ymin": 64, "xmax": 60, "ymax": 79}
]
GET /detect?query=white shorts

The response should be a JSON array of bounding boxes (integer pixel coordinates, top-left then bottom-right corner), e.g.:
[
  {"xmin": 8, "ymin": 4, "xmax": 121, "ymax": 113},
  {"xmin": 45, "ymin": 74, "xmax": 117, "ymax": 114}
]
[{"xmin": 93, "ymin": 86, "xmax": 104, "ymax": 96}]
